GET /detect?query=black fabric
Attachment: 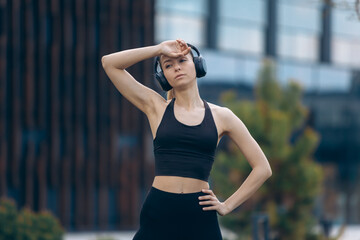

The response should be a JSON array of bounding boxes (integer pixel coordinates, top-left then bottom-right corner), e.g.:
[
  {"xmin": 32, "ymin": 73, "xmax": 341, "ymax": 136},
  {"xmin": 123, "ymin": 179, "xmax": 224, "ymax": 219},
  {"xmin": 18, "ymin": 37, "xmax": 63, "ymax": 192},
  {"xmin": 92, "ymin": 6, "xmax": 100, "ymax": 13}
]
[
  {"xmin": 153, "ymin": 98, "xmax": 218, "ymax": 182},
  {"xmin": 132, "ymin": 186, "xmax": 223, "ymax": 240}
]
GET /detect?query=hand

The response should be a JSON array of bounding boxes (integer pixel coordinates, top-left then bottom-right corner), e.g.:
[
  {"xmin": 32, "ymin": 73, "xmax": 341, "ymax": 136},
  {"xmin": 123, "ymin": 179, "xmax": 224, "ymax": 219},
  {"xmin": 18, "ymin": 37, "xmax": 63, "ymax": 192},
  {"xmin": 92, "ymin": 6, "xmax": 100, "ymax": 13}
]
[
  {"xmin": 159, "ymin": 39, "xmax": 191, "ymax": 58},
  {"xmin": 199, "ymin": 189, "xmax": 231, "ymax": 216}
]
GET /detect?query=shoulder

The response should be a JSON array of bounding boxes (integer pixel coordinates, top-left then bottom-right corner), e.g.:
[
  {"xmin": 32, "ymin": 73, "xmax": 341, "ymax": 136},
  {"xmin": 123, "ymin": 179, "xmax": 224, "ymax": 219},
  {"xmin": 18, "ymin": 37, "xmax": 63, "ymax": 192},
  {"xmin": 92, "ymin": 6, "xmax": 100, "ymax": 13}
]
[
  {"xmin": 206, "ymin": 101, "xmax": 239, "ymax": 133},
  {"xmin": 207, "ymin": 101, "xmax": 235, "ymax": 119}
]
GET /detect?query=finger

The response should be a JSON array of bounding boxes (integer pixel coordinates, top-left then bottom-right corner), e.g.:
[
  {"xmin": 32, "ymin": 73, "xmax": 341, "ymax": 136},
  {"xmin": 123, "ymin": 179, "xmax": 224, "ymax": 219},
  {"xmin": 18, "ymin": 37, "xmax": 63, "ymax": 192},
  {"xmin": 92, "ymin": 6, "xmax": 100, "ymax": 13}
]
[
  {"xmin": 199, "ymin": 195, "xmax": 215, "ymax": 200},
  {"xmin": 199, "ymin": 200, "xmax": 217, "ymax": 205},
  {"xmin": 169, "ymin": 52, "xmax": 182, "ymax": 58},
  {"xmin": 182, "ymin": 47, "xmax": 191, "ymax": 55},
  {"xmin": 202, "ymin": 189, "xmax": 216, "ymax": 196},
  {"xmin": 202, "ymin": 206, "xmax": 217, "ymax": 211}
]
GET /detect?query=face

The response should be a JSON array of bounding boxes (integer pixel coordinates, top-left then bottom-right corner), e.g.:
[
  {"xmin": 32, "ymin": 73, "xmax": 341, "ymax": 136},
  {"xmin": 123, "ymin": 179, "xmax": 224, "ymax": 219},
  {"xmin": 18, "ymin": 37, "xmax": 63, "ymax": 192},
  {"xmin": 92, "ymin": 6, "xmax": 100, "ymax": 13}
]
[{"xmin": 160, "ymin": 53, "xmax": 196, "ymax": 88}]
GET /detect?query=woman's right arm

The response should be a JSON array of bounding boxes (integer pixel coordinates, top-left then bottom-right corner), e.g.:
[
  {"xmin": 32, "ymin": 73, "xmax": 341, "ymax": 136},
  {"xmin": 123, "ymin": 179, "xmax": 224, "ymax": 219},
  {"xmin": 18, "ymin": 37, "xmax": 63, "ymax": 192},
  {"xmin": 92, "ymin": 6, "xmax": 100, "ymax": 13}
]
[{"xmin": 101, "ymin": 44, "xmax": 164, "ymax": 115}]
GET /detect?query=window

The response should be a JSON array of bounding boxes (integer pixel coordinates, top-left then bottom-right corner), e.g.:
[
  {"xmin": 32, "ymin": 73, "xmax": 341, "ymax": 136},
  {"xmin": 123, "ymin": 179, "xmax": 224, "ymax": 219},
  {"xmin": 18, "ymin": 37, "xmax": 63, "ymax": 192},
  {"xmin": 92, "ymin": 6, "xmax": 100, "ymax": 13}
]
[
  {"xmin": 317, "ymin": 65, "xmax": 351, "ymax": 92},
  {"xmin": 277, "ymin": 61, "xmax": 315, "ymax": 90},
  {"xmin": 331, "ymin": 8, "xmax": 360, "ymax": 67},
  {"xmin": 217, "ymin": 0, "xmax": 265, "ymax": 54},
  {"xmin": 277, "ymin": 0, "xmax": 321, "ymax": 61},
  {"xmin": 155, "ymin": 0, "xmax": 207, "ymax": 47}
]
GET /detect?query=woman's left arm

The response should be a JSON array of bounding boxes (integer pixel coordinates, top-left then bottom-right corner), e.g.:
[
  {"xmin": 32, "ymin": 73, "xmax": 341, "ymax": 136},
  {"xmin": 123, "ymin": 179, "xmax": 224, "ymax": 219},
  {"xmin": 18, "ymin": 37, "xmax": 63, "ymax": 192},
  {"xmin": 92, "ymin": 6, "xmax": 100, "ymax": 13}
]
[{"xmin": 199, "ymin": 107, "xmax": 272, "ymax": 216}]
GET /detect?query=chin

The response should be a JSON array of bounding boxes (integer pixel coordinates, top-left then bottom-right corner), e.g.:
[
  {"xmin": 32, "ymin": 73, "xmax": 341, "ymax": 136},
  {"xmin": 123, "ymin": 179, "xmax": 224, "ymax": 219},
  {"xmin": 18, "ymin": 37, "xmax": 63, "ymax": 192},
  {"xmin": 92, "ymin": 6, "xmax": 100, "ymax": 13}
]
[{"xmin": 173, "ymin": 79, "xmax": 197, "ymax": 89}]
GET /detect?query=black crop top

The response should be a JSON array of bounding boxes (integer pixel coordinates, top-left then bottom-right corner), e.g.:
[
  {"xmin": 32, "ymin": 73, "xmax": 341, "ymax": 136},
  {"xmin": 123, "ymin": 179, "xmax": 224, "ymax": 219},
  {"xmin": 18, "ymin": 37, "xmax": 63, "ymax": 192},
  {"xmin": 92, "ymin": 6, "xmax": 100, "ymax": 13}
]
[{"xmin": 153, "ymin": 97, "xmax": 218, "ymax": 182}]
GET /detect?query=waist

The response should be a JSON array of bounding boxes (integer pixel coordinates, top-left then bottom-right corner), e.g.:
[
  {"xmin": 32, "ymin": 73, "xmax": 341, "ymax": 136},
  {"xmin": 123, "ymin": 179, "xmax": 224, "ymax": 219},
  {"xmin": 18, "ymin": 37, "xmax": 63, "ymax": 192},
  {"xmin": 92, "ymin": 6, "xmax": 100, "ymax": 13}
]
[{"xmin": 152, "ymin": 176, "xmax": 210, "ymax": 194}]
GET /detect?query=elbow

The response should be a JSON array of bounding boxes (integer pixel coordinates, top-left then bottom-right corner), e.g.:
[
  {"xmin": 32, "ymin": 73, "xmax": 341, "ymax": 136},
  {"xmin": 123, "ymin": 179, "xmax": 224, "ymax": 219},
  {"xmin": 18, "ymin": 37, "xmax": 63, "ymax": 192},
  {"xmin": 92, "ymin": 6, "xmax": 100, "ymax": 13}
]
[
  {"xmin": 254, "ymin": 165, "xmax": 272, "ymax": 179},
  {"xmin": 265, "ymin": 166, "xmax": 272, "ymax": 178},
  {"xmin": 101, "ymin": 55, "xmax": 108, "ymax": 69},
  {"xmin": 267, "ymin": 168, "xmax": 272, "ymax": 178}
]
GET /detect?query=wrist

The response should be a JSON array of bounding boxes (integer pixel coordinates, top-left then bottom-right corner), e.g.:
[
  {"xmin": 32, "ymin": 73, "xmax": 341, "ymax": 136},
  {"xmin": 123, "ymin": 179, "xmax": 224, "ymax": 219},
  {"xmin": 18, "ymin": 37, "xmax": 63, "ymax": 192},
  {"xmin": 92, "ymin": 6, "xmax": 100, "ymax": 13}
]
[
  {"xmin": 224, "ymin": 200, "xmax": 234, "ymax": 214},
  {"xmin": 154, "ymin": 43, "xmax": 163, "ymax": 56}
]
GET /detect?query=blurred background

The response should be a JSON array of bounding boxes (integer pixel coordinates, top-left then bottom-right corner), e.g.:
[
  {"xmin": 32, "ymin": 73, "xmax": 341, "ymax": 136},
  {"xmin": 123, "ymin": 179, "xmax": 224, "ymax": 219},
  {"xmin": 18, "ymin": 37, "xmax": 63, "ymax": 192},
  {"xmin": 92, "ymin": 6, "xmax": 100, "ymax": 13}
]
[{"xmin": 0, "ymin": 0, "xmax": 360, "ymax": 239}]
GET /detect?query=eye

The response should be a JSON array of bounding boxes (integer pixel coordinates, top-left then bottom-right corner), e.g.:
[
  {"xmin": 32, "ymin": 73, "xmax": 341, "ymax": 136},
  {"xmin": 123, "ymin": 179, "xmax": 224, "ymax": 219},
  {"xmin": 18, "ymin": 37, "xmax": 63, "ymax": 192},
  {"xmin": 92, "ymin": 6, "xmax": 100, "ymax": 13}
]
[
  {"xmin": 165, "ymin": 64, "xmax": 172, "ymax": 69},
  {"xmin": 180, "ymin": 58, "xmax": 187, "ymax": 62}
]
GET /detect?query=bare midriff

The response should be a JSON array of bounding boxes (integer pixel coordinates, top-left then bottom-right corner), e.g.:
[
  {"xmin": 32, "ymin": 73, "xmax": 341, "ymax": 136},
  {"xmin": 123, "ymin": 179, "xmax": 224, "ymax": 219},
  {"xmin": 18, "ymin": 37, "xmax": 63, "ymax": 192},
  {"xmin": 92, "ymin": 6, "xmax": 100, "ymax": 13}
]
[{"xmin": 152, "ymin": 176, "xmax": 210, "ymax": 194}]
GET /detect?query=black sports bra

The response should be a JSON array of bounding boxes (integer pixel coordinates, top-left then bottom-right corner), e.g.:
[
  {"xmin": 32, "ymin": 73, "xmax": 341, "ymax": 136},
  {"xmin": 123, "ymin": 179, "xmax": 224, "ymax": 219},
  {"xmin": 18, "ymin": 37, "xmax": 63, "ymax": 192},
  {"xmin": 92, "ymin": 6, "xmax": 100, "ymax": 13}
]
[{"xmin": 153, "ymin": 97, "xmax": 218, "ymax": 182}]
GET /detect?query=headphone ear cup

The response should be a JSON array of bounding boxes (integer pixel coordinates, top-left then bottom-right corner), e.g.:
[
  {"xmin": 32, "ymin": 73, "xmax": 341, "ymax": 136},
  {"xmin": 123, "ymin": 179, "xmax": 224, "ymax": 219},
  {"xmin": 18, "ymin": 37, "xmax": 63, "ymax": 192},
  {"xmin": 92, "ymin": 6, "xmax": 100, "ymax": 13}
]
[
  {"xmin": 155, "ymin": 71, "xmax": 173, "ymax": 91},
  {"xmin": 193, "ymin": 56, "xmax": 207, "ymax": 78}
]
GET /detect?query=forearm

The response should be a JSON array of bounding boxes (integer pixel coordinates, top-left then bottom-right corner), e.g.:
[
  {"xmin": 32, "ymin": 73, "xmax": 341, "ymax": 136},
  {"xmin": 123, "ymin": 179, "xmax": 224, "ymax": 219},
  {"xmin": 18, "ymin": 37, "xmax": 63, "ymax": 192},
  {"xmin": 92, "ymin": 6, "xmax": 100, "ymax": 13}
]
[
  {"xmin": 102, "ymin": 44, "xmax": 162, "ymax": 70},
  {"xmin": 224, "ymin": 167, "xmax": 271, "ymax": 214}
]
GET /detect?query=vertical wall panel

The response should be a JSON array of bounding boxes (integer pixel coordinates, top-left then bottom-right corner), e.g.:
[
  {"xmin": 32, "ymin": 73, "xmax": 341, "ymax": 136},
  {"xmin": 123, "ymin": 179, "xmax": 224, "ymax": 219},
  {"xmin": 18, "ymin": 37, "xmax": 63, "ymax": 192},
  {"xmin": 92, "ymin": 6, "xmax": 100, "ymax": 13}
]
[
  {"xmin": 0, "ymin": 0, "xmax": 8, "ymax": 197},
  {"xmin": 0, "ymin": 0, "xmax": 154, "ymax": 231},
  {"xmin": 24, "ymin": 0, "xmax": 35, "ymax": 209},
  {"xmin": 35, "ymin": 0, "xmax": 47, "ymax": 212},
  {"xmin": 74, "ymin": 0, "xmax": 86, "ymax": 230},
  {"xmin": 85, "ymin": 0, "xmax": 97, "ymax": 229}
]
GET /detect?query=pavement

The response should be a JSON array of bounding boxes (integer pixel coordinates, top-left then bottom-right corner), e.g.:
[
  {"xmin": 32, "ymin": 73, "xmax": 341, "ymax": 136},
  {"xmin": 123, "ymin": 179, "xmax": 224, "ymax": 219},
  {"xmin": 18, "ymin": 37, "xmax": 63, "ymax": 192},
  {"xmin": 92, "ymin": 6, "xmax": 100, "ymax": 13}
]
[
  {"xmin": 64, "ymin": 224, "xmax": 360, "ymax": 240},
  {"xmin": 64, "ymin": 226, "xmax": 238, "ymax": 240}
]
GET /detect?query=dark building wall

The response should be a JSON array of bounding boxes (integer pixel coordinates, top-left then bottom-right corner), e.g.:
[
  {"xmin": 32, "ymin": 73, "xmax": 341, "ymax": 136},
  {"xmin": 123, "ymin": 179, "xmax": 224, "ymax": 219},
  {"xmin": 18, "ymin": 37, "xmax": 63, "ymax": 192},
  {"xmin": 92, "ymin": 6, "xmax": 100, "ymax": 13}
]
[{"xmin": 0, "ymin": 0, "xmax": 155, "ymax": 231}]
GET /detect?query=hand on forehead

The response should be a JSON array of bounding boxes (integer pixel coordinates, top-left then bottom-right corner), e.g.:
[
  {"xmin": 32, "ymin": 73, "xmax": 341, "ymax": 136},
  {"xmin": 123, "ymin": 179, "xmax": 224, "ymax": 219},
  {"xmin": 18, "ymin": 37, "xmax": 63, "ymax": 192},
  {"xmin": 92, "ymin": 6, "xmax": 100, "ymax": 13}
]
[{"xmin": 160, "ymin": 52, "xmax": 192, "ymax": 65}]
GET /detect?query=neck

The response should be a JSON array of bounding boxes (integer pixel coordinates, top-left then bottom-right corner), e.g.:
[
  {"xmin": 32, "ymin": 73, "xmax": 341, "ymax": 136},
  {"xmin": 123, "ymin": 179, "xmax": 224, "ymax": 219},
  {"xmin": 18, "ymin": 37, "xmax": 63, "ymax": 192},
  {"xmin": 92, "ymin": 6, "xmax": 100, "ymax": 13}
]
[{"xmin": 172, "ymin": 86, "xmax": 203, "ymax": 111}]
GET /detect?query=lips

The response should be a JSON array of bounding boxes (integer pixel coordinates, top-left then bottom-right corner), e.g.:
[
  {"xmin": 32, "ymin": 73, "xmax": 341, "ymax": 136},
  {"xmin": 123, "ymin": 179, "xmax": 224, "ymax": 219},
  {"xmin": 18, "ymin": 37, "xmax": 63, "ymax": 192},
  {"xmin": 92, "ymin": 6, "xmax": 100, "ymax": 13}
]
[{"xmin": 175, "ymin": 74, "xmax": 185, "ymax": 79}]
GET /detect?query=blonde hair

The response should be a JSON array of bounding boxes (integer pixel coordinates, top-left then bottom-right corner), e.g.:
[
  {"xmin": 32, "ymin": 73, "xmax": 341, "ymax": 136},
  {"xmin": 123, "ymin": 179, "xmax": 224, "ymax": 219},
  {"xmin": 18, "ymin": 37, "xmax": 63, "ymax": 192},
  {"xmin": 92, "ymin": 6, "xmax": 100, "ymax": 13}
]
[{"xmin": 167, "ymin": 88, "xmax": 176, "ymax": 100}]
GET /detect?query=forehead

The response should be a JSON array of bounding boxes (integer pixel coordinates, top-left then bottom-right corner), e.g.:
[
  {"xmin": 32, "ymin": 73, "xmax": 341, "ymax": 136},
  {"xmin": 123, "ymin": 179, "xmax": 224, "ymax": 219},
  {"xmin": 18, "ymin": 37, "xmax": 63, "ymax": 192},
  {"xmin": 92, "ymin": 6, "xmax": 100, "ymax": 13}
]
[{"xmin": 160, "ymin": 53, "xmax": 191, "ymax": 64}]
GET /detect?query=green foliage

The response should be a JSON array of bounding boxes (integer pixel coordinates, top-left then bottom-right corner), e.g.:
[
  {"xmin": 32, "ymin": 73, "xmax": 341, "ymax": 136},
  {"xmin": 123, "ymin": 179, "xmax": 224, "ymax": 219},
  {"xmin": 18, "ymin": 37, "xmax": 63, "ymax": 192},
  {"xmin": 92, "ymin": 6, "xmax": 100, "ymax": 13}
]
[
  {"xmin": 211, "ymin": 59, "xmax": 324, "ymax": 240},
  {"xmin": 0, "ymin": 198, "xmax": 18, "ymax": 240},
  {"xmin": 0, "ymin": 198, "xmax": 64, "ymax": 240}
]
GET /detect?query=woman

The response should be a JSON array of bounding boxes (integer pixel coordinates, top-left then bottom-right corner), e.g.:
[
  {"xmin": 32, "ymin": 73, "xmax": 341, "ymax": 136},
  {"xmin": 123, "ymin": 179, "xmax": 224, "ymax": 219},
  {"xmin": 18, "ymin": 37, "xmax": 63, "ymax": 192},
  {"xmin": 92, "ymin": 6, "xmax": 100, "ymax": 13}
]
[{"xmin": 101, "ymin": 39, "xmax": 272, "ymax": 240}]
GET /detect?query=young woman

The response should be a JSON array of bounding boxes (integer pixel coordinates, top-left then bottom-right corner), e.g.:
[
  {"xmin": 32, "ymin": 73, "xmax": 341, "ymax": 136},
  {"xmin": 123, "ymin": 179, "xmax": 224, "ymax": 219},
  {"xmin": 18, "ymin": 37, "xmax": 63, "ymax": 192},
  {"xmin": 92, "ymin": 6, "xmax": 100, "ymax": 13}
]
[{"xmin": 101, "ymin": 39, "xmax": 272, "ymax": 240}]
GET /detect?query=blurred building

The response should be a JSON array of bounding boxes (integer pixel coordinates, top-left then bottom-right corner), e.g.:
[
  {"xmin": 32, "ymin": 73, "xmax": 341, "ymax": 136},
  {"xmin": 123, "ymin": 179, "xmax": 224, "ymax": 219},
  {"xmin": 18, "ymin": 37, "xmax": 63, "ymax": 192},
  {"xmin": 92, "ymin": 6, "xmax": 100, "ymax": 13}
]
[
  {"xmin": 155, "ymin": 0, "xmax": 360, "ymax": 224},
  {"xmin": 0, "ymin": 0, "xmax": 155, "ymax": 232}
]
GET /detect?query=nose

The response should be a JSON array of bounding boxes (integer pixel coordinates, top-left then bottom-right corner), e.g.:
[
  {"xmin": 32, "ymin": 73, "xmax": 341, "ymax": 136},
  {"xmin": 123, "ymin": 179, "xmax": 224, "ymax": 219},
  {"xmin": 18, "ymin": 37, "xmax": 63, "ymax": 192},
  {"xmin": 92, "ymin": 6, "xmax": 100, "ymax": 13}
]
[{"xmin": 174, "ymin": 62, "xmax": 181, "ymax": 71}]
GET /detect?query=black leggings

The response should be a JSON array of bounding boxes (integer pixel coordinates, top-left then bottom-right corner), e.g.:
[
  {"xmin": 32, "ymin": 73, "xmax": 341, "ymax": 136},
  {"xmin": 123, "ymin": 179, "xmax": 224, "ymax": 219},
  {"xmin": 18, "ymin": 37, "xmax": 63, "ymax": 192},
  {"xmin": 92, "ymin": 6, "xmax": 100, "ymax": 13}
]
[{"xmin": 133, "ymin": 186, "xmax": 223, "ymax": 240}]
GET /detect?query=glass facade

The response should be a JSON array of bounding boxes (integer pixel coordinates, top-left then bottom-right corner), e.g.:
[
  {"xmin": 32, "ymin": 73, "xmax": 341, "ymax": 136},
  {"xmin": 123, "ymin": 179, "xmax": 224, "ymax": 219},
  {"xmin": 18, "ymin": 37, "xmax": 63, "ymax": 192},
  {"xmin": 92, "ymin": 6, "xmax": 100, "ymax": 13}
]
[
  {"xmin": 277, "ymin": 0, "xmax": 321, "ymax": 62},
  {"xmin": 332, "ymin": 8, "xmax": 360, "ymax": 67},
  {"xmin": 218, "ymin": 0, "xmax": 265, "ymax": 54},
  {"xmin": 155, "ymin": 0, "xmax": 208, "ymax": 47},
  {"xmin": 154, "ymin": 0, "xmax": 359, "ymax": 92}
]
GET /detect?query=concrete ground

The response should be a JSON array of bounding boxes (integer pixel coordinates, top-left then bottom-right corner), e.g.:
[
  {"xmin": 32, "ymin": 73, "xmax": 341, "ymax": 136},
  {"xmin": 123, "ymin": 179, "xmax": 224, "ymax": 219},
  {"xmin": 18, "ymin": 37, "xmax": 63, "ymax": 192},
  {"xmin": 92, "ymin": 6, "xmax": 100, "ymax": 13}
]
[
  {"xmin": 64, "ymin": 226, "xmax": 238, "ymax": 240},
  {"xmin": 64, "ymin": 225, "xmax": 360, "ymax": 240}
]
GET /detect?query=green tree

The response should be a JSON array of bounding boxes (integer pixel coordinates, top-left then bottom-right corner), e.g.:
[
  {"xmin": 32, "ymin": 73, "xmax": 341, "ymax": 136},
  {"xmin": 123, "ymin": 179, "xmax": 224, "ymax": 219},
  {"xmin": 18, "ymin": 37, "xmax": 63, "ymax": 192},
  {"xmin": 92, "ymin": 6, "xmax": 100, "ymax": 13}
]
[
  {"xmin": 0, "ymin": 198, "xmax": 18, "ymax": 240},
  {"xmin": 211, "ymin": 59, "xmax": 324, "ymax": 240},
  {"xmin": 0, "ymin": 198, "xmax": 64, "ymax": 240}
]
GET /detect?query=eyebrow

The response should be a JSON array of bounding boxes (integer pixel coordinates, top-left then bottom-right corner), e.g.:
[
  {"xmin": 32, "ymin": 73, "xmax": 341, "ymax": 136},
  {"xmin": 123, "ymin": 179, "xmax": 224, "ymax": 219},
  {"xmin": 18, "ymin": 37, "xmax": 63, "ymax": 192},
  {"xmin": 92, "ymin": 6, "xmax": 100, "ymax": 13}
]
[{"xmin": 162, "ymin": 59, "xmax": 172, "ymax": 65}]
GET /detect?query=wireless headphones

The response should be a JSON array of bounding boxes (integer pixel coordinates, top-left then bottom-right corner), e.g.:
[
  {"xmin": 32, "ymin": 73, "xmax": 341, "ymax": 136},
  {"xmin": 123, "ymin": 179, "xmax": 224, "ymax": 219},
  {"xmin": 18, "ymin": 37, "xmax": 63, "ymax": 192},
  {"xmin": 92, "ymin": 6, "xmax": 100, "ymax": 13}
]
[{"xmin": 154, "ymin": 43, "xmax": 207, "ymax": 91}]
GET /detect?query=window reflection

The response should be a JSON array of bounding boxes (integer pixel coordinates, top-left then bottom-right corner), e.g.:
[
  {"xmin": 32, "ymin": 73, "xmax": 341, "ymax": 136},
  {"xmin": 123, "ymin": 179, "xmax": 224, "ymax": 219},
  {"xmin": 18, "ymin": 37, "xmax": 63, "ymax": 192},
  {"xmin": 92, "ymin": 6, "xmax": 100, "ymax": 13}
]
[
  {"xmin": 201, "ymin": 50, "xmax": 263, "ymax": 87},
  {"xmin": 279, "ymin": 29, "xmax": 318, "ymax": 61},
  {"xmin": 217, "ymin": 0, "xmax": 265, "ymax": 54},
  {"xmin": 219, "ymin": 0, "xmax": 264, "ymax": 22},
  {"xmin": 155, "ymin": 14, "xmax": 205, "ymax": 46},
  {"xmin": 277, "ymin": 1, "xmax": 321, "ymax": 61},
  {"xmin": 331, "ymin": 8, "xmax": 360, "ymax": 67},
  {"xmin": 218, "ymin": 25, "xmax": 263, "ymax": 54},
  {"xmin": 277, "ymin": 62, "xmax": 314, "ymax": 90},
  {"xmin": 154, "ymin": 0, "xmax": 207, "ymax": 46},
  {"xmin": 318, "ymin": 65, "xmax": 351, "ymax": 92}
]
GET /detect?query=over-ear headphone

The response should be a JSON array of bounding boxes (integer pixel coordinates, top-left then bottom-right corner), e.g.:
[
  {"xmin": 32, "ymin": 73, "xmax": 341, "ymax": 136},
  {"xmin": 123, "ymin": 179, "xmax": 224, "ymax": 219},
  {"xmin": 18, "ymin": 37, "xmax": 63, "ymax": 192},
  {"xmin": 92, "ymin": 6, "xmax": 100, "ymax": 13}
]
[{"xmin": 154, "ymin": 43, "xmax": 207, "ymax": 91}]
